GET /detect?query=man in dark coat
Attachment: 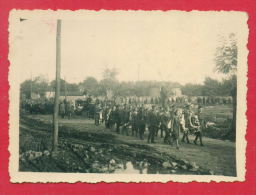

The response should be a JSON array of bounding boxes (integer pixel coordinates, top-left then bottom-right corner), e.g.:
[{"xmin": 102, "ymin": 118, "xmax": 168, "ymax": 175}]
[
  {"xmin": 59, "ymin": 101, "xmax": 66, "ymax": 118},
  {"xmin": 131, "ymin": 108, "xmax": 139, "ymax": 137},
  {"xmin": 114, "ymin": 105, "xmax": 122, "ymax": 133},
  {"xmin": 121, "ymin": 105, "xmax": 130, "ymax": 136},
  {"xmin": 147, "ymin": 106, "xmax": 159, "ymax": 143},
  {"xmin": 158, "ymin": 110, "xmax": 169, "ymax": 138},
  {"xmin": 193, "ymin": 106, "xmax": 204, "ymax": 146},
  {"xmin": 138, "ymin": 106, "xmax": 146, "ymax": 140}
]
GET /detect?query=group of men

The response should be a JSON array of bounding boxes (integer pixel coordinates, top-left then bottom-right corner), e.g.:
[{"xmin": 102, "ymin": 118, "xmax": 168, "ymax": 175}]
[
  {"xmin": 21, "ymin": 96, "xmax": 205, "ymax": 149},
  {"xmin": 98, "ymin": 102, "xmax": 204, "ymax": 149}
]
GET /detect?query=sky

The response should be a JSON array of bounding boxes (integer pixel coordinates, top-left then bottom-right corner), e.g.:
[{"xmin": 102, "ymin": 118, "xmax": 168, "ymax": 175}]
[{"xmin": 10, "ymin": 10, "xmax": 247, "ymax": 85}]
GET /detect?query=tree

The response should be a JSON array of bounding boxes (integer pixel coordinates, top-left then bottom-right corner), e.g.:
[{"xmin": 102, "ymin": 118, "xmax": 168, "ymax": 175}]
[
  {"xmin": 100, "ymin": 68, "xmax": 119, "ymax": 96},
  {"xmin": 215, "ymin": 33, "xmax": 237, "ymax": 140},
  {"xmin": 182, "ymin": 84, "xmax": 203, "ymax": 96},
  {"xmin": 215, "ymin": 33, "xmax": 237, "ymax": 75},
  {"xmin": 79, "ymin": 77, "xmax": 99, "ymax": 96},
  {"xmin": 202, "ymin": 77, "xmax": 221, "ymax": 96},
  {"xmin": 50, "ymin": 79, "xmax": 67, "ymax": 92},
  {"xmin": 102, "ymin": 67, "xmax": 118, "ymax": 81},
  {"xmin": 20, "ymin": 76, "xmax": 49, "ymax": 98}
]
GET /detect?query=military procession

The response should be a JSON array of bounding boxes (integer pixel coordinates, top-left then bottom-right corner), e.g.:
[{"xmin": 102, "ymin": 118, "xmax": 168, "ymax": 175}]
[{"xmin": 21, "ymin": 93, "xmax": 234, "ymax": 150}]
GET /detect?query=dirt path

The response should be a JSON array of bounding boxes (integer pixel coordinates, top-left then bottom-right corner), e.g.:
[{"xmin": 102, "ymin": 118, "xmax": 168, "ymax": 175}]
[{"xmin": 21, "ymin": 114, "xmax": 236, "ymax": 176}]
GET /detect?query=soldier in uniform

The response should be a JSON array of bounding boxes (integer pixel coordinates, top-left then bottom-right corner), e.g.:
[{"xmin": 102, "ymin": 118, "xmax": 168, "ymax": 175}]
[
  {"xmin": 115, "ymin": 105, "xmax": 122, "ymax": 134},
  {"xmin": 193, "ymin": 115, "xmax": 204, "ymax": 146},
  {"xmin": 193, "ymin": 105, "xmax": 204, "ymax": 146},
  {"xmin": 138, "ymin": 106, "xmax": 146, "ymax": 140},
  {"xmin": 103, "ymin": 106, "xmax": 110, "ymax": 128},
  {"xmin": 65, "ymin": 101, "xmax": 72, "ymax": 119},
  {"xmin": 121, "ymin": 105, "xmax": 130, "ymax": 136},
  {"xmin": 158, "ymin": 109, "xmax": 169, "ymax": 139},
  {"xmin": 171, "ymin": 108, "xmax": 184, "ymax": 149},
  {"xmin": 147, "ymin": 106, "xmax": 159, "ymax": 143},
  {"xmin": 108, "ymin": 106, "xmax": 116, "ymax": 129},
  {"xmin": 182, "ymin": 104, "xmax": 193, "ymax": 144},
  {"xmin": 59, "ymin": 101, "xmax": 66, "ymax": 118},
  {"xmin": 94, "ymin": 103, "xmax": 101, "ymax": 126},
  {"xmin": 131, "ymin": 108, "xmax": 139, "ymax": 137}
]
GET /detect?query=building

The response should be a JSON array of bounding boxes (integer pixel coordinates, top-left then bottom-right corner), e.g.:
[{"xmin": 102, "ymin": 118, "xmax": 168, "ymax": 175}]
[
  {"xmin": 45, "ymin": 90, "xmax": 85, "ymax": 101},
  {"xmin": 171, "ymin": 88, "xmax": 182, "ymax": 97}
]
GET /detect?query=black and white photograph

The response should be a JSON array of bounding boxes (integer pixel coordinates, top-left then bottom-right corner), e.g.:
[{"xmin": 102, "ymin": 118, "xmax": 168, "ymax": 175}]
[{"xmin": 9, "ymin": 10, "xmax": 248, "ymax": 183}]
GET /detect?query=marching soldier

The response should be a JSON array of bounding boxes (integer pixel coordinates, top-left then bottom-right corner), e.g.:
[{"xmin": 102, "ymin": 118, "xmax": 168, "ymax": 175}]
[
  {"xmin": 171, "ymin": 109, "xmax": 184, "ymax": 150},
  {"xmin": 103, "ymin": 106, "xmax": 110, "ymax": 128},
  {"xmin": 147, "ymin": 106, "xmax": 159, "ymax": 143},
  {"xmin": 193, "ymin": 105, "xmax": 204, "ymax": 146},
  {"xmin": 108, "ymin": 106, "xmax": 116, "ymax": 129},
  {"xmin": 138, "ymin": 106, "xmax": 146, "ymax": 140},
  {"xmin": 193, "ymin": 115, "xmax": 204, "ymax": 146},
  {"xmin": 182, "ymin": 104, "xmax": 193, "ymax": 144},
  {"xmin": 59, "ymin": 101, "xmax": 66, "ymax": 118},
  {"xmin": 115, "ymin": 105, "xmax": 122, "ymax": 133},
  {"xmin": 121, "ymin": 105, "xmax": 130, "ymax": 136},
  {"xmin": 94, "ymin": 103, "xmax": 101, "ymax": 126},
  {"xmin": 131, "ymin": 108, "xmax": 139, "ymax": 137}
]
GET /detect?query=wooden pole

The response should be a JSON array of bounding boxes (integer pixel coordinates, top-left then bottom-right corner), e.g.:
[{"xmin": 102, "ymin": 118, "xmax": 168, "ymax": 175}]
[{"xmin": 52, "ymin": 19, "xmax": 61, "ymax": 152}]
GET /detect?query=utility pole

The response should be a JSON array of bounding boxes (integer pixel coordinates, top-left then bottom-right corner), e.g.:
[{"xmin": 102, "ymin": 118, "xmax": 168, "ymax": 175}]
[{"xmin": 52, "ymin": 19, "xmax": 61, "ymax": 153}]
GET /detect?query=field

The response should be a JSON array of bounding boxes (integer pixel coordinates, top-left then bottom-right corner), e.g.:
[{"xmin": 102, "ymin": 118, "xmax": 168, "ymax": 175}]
[{"xmin": 19, "ymin": 105, "xmax": 236, "ymax": 176}]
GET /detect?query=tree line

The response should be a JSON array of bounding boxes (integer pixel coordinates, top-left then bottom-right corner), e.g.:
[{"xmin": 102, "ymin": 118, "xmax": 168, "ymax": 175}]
[{"xmin": 20, "ymin": 73, "xmax": 235, "ymax": 98}]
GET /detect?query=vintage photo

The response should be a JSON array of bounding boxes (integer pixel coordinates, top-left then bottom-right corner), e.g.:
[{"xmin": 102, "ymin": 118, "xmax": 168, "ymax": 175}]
[{"xmin": 9, "ymin": 10, "xmax": 248, "ymax": 183}]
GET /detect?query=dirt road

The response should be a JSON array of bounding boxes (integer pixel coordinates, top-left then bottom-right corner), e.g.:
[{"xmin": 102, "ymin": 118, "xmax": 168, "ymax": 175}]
[{"xmin": 19, "ymin": 114, "xmax": 236, "ymax": 176}]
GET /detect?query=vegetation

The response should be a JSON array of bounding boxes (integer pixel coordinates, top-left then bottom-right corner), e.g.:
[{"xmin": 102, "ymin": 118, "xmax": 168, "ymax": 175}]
[
  {"xmin": 21, "ymin": 74, "xmax": 235, "ymax": 99},
  {"xmin": 214, "ymin": 33, "xmax": 237, "ymax": 139}
]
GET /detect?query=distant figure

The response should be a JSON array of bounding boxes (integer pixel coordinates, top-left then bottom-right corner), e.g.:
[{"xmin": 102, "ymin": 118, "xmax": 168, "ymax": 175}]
[
  {"xmin": 147, "ymin": 106, "xmax": 159, "ymax": 144},
  {"xmin": 59, "ymin": 101, "xmax": 66, "ymax": 118},
  {"xmin": 182, "ymin": 104, "xmax": 193, "ymax": 143},
  {"xmin": 65, "ymin": 101, "xmax": 72, "ymax": 119},
  {"xmin": 193, "ymin": 115, "xmax": 204, "ymax": 146},
  {"xmin": 171, "ymin": 109, "xmax": 183, "ymax": 150}
]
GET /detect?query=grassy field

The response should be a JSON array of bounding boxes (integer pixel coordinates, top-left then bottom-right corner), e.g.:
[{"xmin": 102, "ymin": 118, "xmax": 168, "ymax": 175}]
[
  {"xmin": 200, "ymin": 104, "xmax": 233, "ymax": 122},
  {"xmin": 19, "ymin": 109, "xmax": 236, "ymax": 176}
]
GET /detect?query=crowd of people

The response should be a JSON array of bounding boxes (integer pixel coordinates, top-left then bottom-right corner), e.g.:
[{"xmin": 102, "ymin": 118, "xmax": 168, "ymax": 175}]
[
  {"xmin": 95, "ymin": 100, "xmax": 205, "ymax": 150},
  {"xmin": 21, "ymin": 95, "xmax": 222, "ymax": 149}
]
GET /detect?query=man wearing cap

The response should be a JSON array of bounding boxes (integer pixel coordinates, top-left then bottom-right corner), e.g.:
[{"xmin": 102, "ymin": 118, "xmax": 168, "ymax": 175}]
[
  {"xmin": 138, "ymin": 106, "xmax": 146, "ymax": 140},
  {"xmin": 182, "ymin": 103, "xmax": 193, "ymax": 144},
  {"xmin": 114, "ymin": 105, "xmax": 122, "ymax": 133},
  {"xmin": 193, "ymin": 105, "xmax": 204, "ymax": 146},
  {"xmin": 147, "ymin": 106, "xmax": 159, "ymax": 143}
]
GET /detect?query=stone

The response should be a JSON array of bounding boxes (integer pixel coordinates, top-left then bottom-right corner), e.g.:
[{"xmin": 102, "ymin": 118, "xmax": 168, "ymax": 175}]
[
  {"xmin": 191, "ymin": 162, "xmax": 199, "ymax": 169},
  {"xmin": 28, "ymin": 153, "xmax": 35, "ymax": 161},
  {"xmin": 92, "ymin": 161, "xmax": 99, "ymax": 169},
  {"xmin": 34, "ymin": 152, "xmax": 43, "ymax": 158},
  {"xmin": 109, "ymin": 159, "xmax": 116, "ymax": 165},
  {"xmin": 162, "ymin": 161, "xmax": 172, "ymax": 169},
  {"xmin": 43, "ymin": 150, "xmax": 50, "ymax": 156},
  {"xmin": 90, "ymin": 147, "xmax": 96, "ymax": 152},
  {"xmin": 181, "ymin": 159, "xmax": 189, "ymax": 165},
  {"xmin": 171, "ymin": 162, "xmax": 178, "ymax": 167}
]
